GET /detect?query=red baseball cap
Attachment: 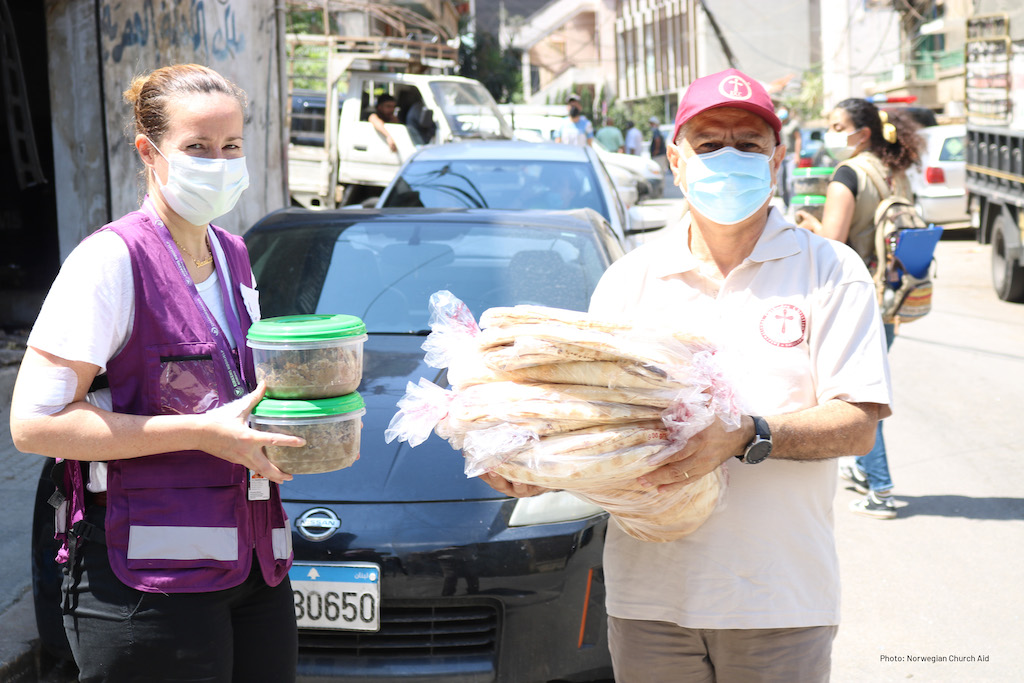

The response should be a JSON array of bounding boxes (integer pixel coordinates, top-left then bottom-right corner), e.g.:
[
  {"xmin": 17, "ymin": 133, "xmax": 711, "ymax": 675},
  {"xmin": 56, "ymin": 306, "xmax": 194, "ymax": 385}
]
[{"xmin": 671, "ymin": 68, "xmax": 782, "ymax": 145}]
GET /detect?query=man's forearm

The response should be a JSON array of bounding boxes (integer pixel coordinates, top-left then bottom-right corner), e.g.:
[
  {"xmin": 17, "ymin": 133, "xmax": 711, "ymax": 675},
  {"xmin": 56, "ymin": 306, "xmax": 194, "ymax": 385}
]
[{"xmin": 769, "ymin": 400, "xmax": 882, "ymax": 461}]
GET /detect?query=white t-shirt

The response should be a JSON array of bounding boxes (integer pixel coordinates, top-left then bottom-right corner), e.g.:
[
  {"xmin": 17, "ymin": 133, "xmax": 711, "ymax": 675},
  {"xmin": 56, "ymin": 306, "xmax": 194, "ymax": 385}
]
[
  {"xmin": 624, "ymin": 127, "xmax": 643, "ymax": 155},
  {"xmin": 27, "ymin": 225, "xmax": 242, "ymax": 491},
  {"xmin": 588, "ymin": 208, "xmax": 892, "ymax": 629},
  {"xmin": 556, "ymin": 116, "xmax": 594, "ymax": 146}
]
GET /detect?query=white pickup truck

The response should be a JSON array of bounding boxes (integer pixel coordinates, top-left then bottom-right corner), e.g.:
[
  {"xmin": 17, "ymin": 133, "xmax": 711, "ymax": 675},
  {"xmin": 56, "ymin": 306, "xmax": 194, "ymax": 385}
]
[{"xmin": 288, "ymin": 67, "xmax": 512, "ymax": 209}]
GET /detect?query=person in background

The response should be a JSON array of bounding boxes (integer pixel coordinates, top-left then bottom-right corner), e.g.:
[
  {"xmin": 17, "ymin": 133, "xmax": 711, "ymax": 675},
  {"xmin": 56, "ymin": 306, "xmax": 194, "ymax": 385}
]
[
  {"xmin": 648, "ymin": 116, "xmax": 668, "ymax": 176},
  {"xmin": 9, "ymin": 64, "xmax": 306, "ymax": 681},
  {"xmin": 595, "ymin": 116, "xmax": 625, "ymax": 153},
  {"xmin": 794, "ymin": 97, "xmax": 923, "ymax": 520},
  {"xmin": 369, "ymin": 93, "xmax": 400, "ymax": 152},
  {"xmin": 555, "ymin": 93, "xmax": 594, "ymax": 147},
  {"xmin": 481, "ymin": 68, "xmax": 891, "ymax": 682},
  {"xmin": 624, "ymin": 120, "xmax": 642, "ymax": 155},
  {"xmin": 400, "ymin": 89, "xmax": 436, "ymax": 146}
]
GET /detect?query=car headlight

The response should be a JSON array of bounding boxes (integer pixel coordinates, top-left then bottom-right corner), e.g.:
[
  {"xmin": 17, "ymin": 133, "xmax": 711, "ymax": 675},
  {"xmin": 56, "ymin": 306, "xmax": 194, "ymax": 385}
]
[{"xmin": 508, "ymin": 490, "xmax": 606, "ymax": 526}]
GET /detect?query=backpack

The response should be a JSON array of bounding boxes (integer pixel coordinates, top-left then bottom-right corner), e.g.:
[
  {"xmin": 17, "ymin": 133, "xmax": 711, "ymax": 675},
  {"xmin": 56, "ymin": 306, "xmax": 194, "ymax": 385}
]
[
  {"xmin": 870, "ymin": 197, "xmax": 943, "ymax": 323},
  {"xmin": 854, "ymin": 159, "xmax": 943, "ymax": 324}
]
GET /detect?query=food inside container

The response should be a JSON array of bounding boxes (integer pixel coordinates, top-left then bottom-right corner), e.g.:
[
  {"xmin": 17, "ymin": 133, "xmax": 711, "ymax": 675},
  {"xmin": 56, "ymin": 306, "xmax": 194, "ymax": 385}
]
[
  {"xmin": 791, "ymin": 194, "xmax": 826, "ymax": 221},
  {"xmin": 250, "ymin": 393, "xmax": 365, "ymax": 474},
  {"xmin": 792, "ymin": 166, "xmax": 833, "ymax": 196},
  {"xmin": 247, "ymin": 314, "xmax": 367, "ymax": 399}
]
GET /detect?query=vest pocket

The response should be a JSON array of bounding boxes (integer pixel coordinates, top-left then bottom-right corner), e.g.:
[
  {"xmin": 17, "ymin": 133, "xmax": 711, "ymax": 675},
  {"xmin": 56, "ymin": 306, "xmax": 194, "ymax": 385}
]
[
  {"xmin": 116, "ymin": 454, "xmax": 247, "ymax": 570},
  {"xmin": 147, "ymin": 341, "xmax": 228, "ymax": 415}
]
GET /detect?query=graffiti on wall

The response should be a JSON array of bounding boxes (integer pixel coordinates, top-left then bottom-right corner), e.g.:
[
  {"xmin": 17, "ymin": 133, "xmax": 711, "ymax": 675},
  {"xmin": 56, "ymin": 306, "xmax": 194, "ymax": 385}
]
[{"xmin": 100, "ymin": 0, "xmax": 246, "ymax": 63}]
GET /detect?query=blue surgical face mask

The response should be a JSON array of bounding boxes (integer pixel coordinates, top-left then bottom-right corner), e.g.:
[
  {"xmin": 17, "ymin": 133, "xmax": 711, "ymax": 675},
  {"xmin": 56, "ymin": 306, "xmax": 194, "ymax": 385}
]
[{"xmin": 683, "ymin": 146, "xmax": 776, "ymax": 225}]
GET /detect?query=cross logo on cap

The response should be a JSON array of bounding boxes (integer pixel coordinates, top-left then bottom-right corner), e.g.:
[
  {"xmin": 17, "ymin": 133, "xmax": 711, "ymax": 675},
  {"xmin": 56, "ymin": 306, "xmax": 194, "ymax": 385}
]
[{"xmin": 718, "ymin": 74, "xmax": 753, "ymax": 101}]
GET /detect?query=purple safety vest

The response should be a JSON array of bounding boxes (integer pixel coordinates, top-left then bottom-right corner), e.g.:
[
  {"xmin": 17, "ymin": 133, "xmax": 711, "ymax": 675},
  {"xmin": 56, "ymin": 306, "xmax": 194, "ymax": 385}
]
[{"xmin": 62, "ymin": 206, "xmax": 291, "ymax": 593}]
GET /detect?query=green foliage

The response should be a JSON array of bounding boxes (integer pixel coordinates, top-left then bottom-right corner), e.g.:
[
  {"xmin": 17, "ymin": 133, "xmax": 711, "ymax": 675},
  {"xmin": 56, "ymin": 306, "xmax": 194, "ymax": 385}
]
[
  {"xmin": 287, "ymin": 9, "xmax": 323, "ymax": 35},
  {"xmin": 458, "ymin": 30, "xmax": 522, "ymax": 103},
  {"xmin": 778, "ymin": 69, "xmax": 825, "ymax": 122},
  {"xmin": 602, "ymin": 95, "xmax": 666, "ymax": 131},
  {"xmin": 289, "ymin": 44, "xmax": 331, "ymax": 92}
]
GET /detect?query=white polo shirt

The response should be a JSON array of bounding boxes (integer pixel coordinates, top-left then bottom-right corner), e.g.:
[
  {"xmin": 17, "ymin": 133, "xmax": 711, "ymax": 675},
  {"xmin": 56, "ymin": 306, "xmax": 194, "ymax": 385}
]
[{"xmin": 589, "ymin": 207, "xmax": 892, "ymax": 629}]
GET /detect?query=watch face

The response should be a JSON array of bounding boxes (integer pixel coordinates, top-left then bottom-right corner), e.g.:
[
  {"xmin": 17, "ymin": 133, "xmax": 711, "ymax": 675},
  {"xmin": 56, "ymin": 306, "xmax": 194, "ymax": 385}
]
[{"xmin": 744, "ymin": 440, "xmax": 772, "ymax": 464}]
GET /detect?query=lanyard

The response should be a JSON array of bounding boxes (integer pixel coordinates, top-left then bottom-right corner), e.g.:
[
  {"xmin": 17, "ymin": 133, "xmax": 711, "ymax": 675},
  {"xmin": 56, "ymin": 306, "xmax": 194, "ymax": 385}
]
[{"xmin": 143, "ymin": 199, "xmax": 247, "ymax": 399}]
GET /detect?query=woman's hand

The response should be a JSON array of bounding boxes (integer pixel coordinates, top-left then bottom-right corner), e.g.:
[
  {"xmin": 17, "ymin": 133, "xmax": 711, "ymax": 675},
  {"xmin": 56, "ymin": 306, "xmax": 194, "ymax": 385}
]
[
  {"xmin": 196, "ymin": 382, "xmax": 305, "ymax": 484},
  {"xmin": 478, "ymin": 472, "xmax": 551, "ymax": 498},
  {"xmin": 794, "ymin": 209, "xmax": 823, "ymax": 234}
]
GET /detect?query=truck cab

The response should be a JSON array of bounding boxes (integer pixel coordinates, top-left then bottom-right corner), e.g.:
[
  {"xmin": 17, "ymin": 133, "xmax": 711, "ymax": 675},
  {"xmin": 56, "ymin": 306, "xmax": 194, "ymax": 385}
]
[{"xmin": 286, "ymin": 38, "xmax": 512, "ymax": 209}]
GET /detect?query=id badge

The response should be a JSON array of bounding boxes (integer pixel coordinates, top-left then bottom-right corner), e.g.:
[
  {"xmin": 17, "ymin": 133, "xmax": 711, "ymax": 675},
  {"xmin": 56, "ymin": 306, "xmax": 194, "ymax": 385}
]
[{"xmin": 248, "ymin": 470, "xmax": 270, "ymax": 500}]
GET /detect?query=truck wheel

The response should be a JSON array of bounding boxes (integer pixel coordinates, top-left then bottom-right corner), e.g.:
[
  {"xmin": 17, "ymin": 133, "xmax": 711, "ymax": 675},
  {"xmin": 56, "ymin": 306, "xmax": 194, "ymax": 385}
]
[{"xmin": 991, "ymin": 213, "xmax": 1024, "ymax": 302}]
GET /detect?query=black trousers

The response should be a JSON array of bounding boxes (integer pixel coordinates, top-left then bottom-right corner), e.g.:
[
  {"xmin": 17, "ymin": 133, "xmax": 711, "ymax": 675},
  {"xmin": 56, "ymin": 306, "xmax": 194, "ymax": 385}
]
[{"xmin": 61, "ymin": 506, "xmax": 298, "ymax": 683}]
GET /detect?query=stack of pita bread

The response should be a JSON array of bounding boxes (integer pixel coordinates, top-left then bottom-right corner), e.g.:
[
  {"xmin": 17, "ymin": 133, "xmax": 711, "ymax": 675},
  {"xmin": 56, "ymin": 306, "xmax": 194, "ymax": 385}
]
[{"xmin": 387, "ymin": 293, "xmax": 740, "ymax": 543}]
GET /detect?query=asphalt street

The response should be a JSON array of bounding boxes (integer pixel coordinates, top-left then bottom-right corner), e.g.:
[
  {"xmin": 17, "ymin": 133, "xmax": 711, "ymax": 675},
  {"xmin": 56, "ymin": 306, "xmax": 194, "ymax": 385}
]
[{"xmin": 0, "ymin": 224, "xmax": 1022, "ymax": 682}]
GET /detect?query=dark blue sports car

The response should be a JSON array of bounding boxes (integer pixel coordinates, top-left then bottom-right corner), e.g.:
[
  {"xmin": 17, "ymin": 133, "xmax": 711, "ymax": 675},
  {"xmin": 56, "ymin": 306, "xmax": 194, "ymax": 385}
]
[{"xmin": 32, "ymin": 206, "xmax": 623, "ymax": 682}]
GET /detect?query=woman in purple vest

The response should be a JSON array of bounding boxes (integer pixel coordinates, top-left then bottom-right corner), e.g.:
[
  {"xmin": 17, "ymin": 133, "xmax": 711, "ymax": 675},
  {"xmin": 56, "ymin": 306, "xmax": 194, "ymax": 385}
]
[{"xmin": 10, "ymin": 64, "xmax": 305, "ymax": 681}]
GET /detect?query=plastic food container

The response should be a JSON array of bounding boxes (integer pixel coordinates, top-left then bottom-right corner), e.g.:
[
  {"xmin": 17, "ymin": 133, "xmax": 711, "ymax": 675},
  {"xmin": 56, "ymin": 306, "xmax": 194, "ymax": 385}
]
[
  {"xmin": 247, "ymin": 314, "xmax": 367, "ymax": 399},
  {"xmin": 792, "ymin": 167, "xmax": 833, "ymax": 196},
  {"xmin": 791, "ymin": 194, "xmax": 826, "ymax": 221},
  {"xmin": 250, "ymin": 393, "xmax": 365, "ymax": 474}
]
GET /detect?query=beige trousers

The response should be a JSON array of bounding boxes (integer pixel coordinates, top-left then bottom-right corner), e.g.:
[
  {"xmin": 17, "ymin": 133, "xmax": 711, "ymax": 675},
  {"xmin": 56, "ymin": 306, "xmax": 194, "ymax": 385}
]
[{"xmin": 608, "ymin": 616, "xmax": 838, "ymax": 683}]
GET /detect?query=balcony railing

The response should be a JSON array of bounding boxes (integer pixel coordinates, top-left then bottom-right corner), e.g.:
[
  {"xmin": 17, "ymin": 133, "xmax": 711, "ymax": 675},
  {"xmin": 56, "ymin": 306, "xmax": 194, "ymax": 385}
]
[{"xmin": 873, "ymin": 48, "xmax": 964, "ymax": 84}]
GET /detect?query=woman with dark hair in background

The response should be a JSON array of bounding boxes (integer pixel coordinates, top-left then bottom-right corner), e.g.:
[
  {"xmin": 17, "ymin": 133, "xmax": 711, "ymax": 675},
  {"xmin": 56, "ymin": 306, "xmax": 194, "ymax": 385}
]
[{"xmin": 796, "ymin": 97, "xmax": 923, "ymax": 520}]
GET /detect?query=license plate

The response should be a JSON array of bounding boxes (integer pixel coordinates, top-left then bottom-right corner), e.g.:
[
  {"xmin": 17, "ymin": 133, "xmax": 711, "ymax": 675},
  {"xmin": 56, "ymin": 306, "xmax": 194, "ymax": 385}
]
[{"xmin": 289, "ymin": 562, "xmax": 381, "ymax": 631}]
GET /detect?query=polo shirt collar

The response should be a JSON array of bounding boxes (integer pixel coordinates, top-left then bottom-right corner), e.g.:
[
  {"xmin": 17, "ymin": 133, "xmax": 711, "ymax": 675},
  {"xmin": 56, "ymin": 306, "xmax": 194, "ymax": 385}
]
[{"xmin": 650, "ymin": 206, "xmax": 801, "ymax": 278}]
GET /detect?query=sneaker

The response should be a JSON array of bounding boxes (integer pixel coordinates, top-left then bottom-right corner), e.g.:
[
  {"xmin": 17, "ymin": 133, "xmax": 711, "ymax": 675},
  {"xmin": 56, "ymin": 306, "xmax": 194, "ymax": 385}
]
[
  {"xmin": 850, "ymin": 491, "xmax": 897, "ymax": 519},
  {"xmin": 839, "ymin": 461, "xmax": 869, "ymax": 494}
]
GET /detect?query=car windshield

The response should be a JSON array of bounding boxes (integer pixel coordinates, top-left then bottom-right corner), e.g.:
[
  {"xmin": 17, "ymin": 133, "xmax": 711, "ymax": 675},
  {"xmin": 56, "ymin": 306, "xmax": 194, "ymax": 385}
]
[
  {"xmin": 430, "ymin": 81, "xmax": 514, "ymax": 139},
  {"xmin": 380, "ymin": 160, "xmax": 610, "ymax": 219},
  {"xmin": 247, "ymin": 219, "xmax": 609, "ymax": 332}
]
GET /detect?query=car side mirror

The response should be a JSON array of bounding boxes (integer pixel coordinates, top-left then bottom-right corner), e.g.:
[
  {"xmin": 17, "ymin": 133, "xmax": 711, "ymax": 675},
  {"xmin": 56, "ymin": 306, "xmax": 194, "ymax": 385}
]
[{"xmin": 626, "ymin": 204, "xmax": 669, "ymax": 234}]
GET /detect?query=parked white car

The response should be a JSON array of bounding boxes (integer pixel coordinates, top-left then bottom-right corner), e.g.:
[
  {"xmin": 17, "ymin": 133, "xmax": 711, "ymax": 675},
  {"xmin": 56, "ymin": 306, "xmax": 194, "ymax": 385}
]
[{"xmin": 906, "ymin": 124, "xmax": 969, "ymax": 226}]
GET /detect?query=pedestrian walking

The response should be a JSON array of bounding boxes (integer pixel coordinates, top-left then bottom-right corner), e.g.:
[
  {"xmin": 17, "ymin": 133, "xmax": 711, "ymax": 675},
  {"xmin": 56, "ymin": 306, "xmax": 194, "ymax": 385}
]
[
  {"xmin": 555, "ymin": 93, "xmax": 594, "ymax": 147},
  {"xmin": 595, "ymin": 117, "xmax": 625, "ymax": 153},
  {"xmin": 795, "ymin": 97, "xmax": 923, "ymax": 519},
  {"xmin": 624, "ymin": 120, "xmax": 642, "ymax": 155},
  {"xmin": 9, "ymin": 63, "xmax": 306, "ymax": 681},
  {"xmin": 649, "ymin": 116, "xmax": 668, "ymax": 176}
]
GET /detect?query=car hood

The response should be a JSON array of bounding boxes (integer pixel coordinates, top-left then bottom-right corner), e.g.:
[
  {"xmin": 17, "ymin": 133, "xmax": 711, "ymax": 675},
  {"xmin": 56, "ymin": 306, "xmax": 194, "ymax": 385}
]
[{"xmin": 277, "ymin": 334, "xmax": 506, "ymax": 503}]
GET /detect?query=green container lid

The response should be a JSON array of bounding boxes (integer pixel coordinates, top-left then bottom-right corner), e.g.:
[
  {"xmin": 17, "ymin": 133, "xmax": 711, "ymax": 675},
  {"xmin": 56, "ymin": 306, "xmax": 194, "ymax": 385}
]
[
  {"xmin": 791, "ymin": 194, "xmax": 826, "ymax": 205},
  {"xmin": 247, "ymin": 314, "xmax": 366, "ymax": 343},
  {"xmin": 251, "ymin": 392, "xmax": 365, "ymax": 419},
  {"xmin": 794, "ymin": 167, "xmax": 833, "ymax": 177}
]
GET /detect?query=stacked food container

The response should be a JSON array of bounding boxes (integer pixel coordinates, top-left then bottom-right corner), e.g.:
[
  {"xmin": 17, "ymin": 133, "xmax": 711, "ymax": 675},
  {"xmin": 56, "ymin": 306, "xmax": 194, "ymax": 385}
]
[
  {"xmin": 247, "ymin": 314, "xmax": 367, "ymax": 474},
  {"xmin": 790, "ymin": 167, "xmax": 832, "ymax": 221}
]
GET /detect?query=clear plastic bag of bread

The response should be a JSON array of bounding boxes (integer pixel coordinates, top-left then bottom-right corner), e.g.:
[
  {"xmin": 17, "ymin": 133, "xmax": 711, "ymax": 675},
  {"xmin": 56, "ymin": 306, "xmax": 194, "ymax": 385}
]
[{"xmin": 387, "ymin": 290, "xmax": 744, "ymax": 543}]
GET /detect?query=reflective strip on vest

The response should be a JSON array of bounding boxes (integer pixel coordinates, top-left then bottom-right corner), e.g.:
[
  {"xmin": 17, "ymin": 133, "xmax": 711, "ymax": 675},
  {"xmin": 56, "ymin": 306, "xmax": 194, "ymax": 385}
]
[
  {"xmin": 127, "ymin": 526, "xmax": 238, "ymax": 561},
  {"xmin": 272, "ymin": 526, "xmax": 291, "ymax": 561}
]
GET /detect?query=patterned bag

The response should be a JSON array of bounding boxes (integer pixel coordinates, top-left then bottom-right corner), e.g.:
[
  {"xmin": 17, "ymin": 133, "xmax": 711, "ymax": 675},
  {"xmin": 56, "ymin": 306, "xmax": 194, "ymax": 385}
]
[
  {"xmin": 853, "ymin": 158, "xmax": 943, "ymax": 324},
  {"xmin": 871, "ymin": 196, "xmax": 943, "ymax": 323}
]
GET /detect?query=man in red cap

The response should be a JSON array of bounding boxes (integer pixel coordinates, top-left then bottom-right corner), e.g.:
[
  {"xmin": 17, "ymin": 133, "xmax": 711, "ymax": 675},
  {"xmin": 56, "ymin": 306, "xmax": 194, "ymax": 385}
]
[{"xmin": 482, "ymin": 68, "xmax": 893, "ymax": 682}]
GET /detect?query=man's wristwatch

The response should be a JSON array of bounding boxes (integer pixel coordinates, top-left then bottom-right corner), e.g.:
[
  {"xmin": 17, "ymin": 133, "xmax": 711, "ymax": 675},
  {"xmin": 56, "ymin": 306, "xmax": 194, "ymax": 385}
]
[{"xmin": 736, "ymin": 416, "xmax": 772, "ymax": 464}]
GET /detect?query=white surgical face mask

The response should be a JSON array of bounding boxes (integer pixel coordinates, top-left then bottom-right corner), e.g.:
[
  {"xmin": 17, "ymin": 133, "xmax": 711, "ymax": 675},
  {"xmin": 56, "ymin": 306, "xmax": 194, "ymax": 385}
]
[
  {"xmin": 824, "ymin": 130, "xmax": 857, "ymax": 162},
  {"xmin": 148, "ymin": 138, "xmax": 249, "ymax": 226}
]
